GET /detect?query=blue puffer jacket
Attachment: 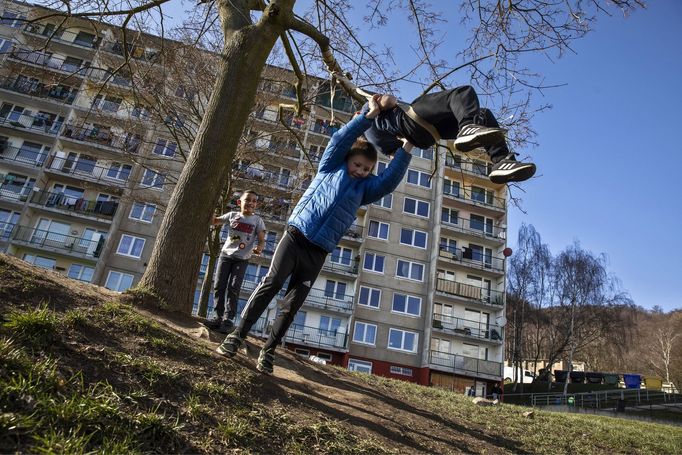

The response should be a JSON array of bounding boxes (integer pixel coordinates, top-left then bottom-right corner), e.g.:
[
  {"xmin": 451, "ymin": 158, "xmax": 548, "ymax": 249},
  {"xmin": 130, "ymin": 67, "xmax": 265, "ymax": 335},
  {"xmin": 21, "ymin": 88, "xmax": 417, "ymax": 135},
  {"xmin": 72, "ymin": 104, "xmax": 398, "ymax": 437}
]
[{"xmin": 289, "ymin": 110, "xmax": 411, "ymax": 252}]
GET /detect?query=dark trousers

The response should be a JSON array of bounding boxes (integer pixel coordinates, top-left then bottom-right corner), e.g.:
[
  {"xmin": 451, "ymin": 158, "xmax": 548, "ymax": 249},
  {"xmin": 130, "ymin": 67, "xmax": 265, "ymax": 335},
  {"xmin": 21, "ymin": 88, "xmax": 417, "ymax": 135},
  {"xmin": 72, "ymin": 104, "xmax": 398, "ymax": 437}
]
[
  {"xmin": 235, "ymin": 227, "xmax": 327, "ymax": 352},
  {"xmin": 213, "ymin": 253, "xmax": 248, "ymax": 321},
  {"xmin": 411, "ymin": 85, "xmax": 510, "ymax": 163}
]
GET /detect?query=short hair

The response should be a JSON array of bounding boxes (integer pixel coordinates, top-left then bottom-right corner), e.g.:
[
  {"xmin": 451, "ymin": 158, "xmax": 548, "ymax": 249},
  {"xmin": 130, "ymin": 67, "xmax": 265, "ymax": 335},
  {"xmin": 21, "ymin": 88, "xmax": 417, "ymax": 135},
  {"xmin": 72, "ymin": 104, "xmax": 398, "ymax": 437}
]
[
  {"xmin": 240, "ymin": 190, "xmax": 258, "ymax": 199},
  {"xmin": 347, "ymin": 138, "xmax": 378, "ymax": 163}
]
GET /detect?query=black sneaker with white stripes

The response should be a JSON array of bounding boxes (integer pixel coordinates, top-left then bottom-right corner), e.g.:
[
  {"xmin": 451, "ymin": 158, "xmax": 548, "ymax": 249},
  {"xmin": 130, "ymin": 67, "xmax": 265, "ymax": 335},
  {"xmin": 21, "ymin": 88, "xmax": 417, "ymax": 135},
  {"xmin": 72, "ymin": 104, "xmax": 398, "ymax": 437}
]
[
  {"xmin": 489, "ymin": 154, "xmax": 536, "ymax": 184},
  {"xmin": 454, "ymin": 124, "xmax": 507, "ymax": 152}
]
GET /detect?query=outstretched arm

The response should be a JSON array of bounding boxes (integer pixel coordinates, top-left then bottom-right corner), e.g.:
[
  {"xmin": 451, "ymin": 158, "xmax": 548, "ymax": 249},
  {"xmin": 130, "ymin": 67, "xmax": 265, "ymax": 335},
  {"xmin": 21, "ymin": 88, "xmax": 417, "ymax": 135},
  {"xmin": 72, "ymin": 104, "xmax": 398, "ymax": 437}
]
[{"xmin": 362, "ymin": 139, "xmax": 413, "ymax": 204}]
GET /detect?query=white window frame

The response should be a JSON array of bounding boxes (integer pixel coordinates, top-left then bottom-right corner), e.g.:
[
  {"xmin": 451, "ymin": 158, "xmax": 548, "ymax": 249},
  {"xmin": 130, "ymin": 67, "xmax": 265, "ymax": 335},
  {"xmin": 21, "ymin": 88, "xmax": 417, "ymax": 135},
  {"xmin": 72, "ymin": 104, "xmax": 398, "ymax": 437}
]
[
  {"xmin": 399, "ymin": 227, "xmax": 427, "ymax": 249},
  {"xmin": 441, "ymin": 207, "xmax": 459, "ymax": 225},
  {"xmin": 153, "ymin": 138, "xmax": 177, "ymax": 157},
  {"xmin": 106, "ymin": 162, "xmax": 132, "ymax": 181},
  {"xmin": 391, "ymin": 293, "xmax": 422, "ymax": 317},
  {"xmin": 105, "ymin": 270, "xmax": 135, "ymax": 292},
  {"xmin": 367, "ymin": 220, "xmax": 390, "ymax": 240},
  {"xmin": 116, "ymin": 234, "xmax": 146, "ymax": 258},
  {"xmin": 352, "ymin": 321, "xmax": 377, "ymax": 346},
  {"xmin": 373, "ymin": 193, "xmax": 392, "ymax": 209},
  {"xmin": 362, "ymin": 251, "xmax": 385, "ymax": 274},
  {"xmin": 141, "ymin": 169, "xmax": 165, "ymax": 189},
  {"xmin": 412, "ymin": 147, "xmax": 433, "ymax": 160},
  {"xmin": 330, "ymin": 246, "xmax": 353, "ymax": 265},
  {"xmin": 348, "ymin": 359, "xmax": 373, "ymax": 374},
  {"xmin": 396, "ymin": 259, "xmax": 424, "ymax": 282},
  {"xmin": 358, "ymin": 286, "xmax": 381, "ymax": 309},
  {"xmin": 388, "ymin": 328, "xmax": 418, "ymax": 353},
  {"xmin": 389, "ymin": 365, "xmax": 414, "ymax": 376},
  {"xmin": 67, "ymin": 263, "xmax": 94, "ymax": 282},
  {"xmin": 403, "ymin": 197, "xmax": 430, "ymax": 218},
  {"xmin": 129, "ymin": 201, "xmax": 156, "ymax": 223},
  {"xmin": 406, "ymin": 168, "xmax": 431, "ymax": 188}
]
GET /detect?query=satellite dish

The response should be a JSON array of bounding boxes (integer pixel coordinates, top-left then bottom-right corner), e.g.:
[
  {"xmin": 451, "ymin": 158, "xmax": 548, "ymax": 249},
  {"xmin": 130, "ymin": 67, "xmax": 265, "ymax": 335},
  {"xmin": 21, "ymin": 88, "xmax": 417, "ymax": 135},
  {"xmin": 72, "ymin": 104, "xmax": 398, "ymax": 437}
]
[{"xmin": 496, "ymin": 315, "xmax": 507, "ymax": 326}]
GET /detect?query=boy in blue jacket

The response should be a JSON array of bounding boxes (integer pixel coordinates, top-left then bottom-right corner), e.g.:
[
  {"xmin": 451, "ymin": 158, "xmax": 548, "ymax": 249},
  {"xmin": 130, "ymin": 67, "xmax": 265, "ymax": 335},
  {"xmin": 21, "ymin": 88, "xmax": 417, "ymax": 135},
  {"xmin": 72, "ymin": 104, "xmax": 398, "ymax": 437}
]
[{"xmin": 216, "ymin": 94, "xmax": 412, "ymax": 374}]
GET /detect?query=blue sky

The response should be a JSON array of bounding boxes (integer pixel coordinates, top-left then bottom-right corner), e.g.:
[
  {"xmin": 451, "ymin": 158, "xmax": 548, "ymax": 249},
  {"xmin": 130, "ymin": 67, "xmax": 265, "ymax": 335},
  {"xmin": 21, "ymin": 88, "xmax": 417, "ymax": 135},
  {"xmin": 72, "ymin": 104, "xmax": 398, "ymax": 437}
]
[{"xmin": 164, "ymin": 1, "xmax": 681, "ymax": 312}]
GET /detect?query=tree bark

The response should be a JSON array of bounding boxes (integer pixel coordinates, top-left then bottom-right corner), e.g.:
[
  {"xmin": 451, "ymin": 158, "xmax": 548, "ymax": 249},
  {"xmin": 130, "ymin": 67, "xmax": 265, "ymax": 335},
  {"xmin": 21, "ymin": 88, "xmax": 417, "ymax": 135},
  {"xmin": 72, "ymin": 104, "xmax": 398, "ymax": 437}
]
[
  {"xmin": 138, "ymin": 2, "xmax": 287, "ymax": 312},
  {"xmin": 198, "ymin": 227, "xmax": 222, "ymax": 318}
]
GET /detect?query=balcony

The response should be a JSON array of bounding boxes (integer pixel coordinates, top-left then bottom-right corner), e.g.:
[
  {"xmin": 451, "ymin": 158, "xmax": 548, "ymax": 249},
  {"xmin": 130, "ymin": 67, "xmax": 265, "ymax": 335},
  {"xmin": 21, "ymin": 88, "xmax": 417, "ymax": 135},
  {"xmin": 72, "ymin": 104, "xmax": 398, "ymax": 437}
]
[
  {"xmin": 445, "ymin": 157, "xmax": 492, "ymax": 180},
  {"xmin": 442, "ymin": 187, "xmax": 506, "ymax": 213},
  {"xmin": 309, "ymin": 120, "xmax": 340, "ymax": 137},
  {"xmin": 431, "ymin": 313, "xmax": 503, "ymax": 343},
  {"xmin": 0, "ymin": 145, "xmax": 47, "ymax": 168},
  {"xmin": 283, "ymin": 323, "xmax": 348, "ymax": 350},
  {"xmin": 8, "ymin": 47, "xmax": 89, "ymax": 76},
  {"xmin": 429, "ymin": 350, "xmax": 502, "ymax": 379},
  {"xmin": 435, "ymin": 277, "xmax": 504, "ymax": 307},
  {"xmin": 0, "ymin": 111, "xmax": 63, "ymax": 136},
  {"xmin": 0, "ymin": 186, "xmax": 31, "ymax": 203},
  {"xmin": 440, "ymin": 217, "xmax": 506, "ymax": 243},
  {"xmin": 303, "ymin": 287, "xmax": 354, "ymax": 313},
  {"xmin": 99, "ymin": 40, "xmax": 158, "ymax": 62},
  {"xmin": 29, "ymin": 189, "xmax": 119, "ymax": 220},
  {"xmin": 342, "ymin": 224, "xmax": 363, "ymax": 242},
  {"xmin": 11, "ymin": 225, "xmax": 105, "ymax": 259},
  {"xmin": 23, "ymin": 26, "xmax": 100, "ymax": 49},
  {"xmin": 61, "ymin": 125, "xmax": 140, "ymax": 152},
  {"xmin": 437, "ymin": 248, "xmax": 505, "ymax": 274},
  {"xmin": 0, "ymin": 77, "xmax": 78, "ymax": 105},
  {"xmin": 322, "ymin": 257, "xmax": 359, "ymax": 275},
  {"xmin": 44, "ymin": 155, "xmax": 132, "ymax": 187},
  {"xmin": 232, "ymin": 167, "xmax": 298, "ymax": 191}
]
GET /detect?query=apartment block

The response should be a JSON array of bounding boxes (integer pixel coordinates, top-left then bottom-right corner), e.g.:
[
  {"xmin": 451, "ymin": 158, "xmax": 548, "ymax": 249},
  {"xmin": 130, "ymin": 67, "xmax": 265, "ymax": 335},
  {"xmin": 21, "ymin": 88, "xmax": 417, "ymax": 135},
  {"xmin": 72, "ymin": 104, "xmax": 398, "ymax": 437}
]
[{"xmin": 0, "ymin": 0, "xmax": 508, "ymax": 397}]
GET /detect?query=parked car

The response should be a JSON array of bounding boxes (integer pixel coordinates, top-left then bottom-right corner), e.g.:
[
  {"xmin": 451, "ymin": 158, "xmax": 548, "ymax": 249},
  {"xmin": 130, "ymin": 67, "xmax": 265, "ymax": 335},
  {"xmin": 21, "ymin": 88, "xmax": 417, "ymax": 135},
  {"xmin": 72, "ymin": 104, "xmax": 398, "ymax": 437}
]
[{"xmin": 504, "ymin": 366, "xmax": 535, "ymax": 383}]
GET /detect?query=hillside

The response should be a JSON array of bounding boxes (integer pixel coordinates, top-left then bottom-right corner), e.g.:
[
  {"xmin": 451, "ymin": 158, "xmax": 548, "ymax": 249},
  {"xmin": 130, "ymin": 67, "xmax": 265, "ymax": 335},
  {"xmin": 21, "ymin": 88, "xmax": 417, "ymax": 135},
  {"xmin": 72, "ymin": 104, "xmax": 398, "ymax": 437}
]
[{"xmin": 1, "ymin": 253, "xmax": 680, "ymax": 454}]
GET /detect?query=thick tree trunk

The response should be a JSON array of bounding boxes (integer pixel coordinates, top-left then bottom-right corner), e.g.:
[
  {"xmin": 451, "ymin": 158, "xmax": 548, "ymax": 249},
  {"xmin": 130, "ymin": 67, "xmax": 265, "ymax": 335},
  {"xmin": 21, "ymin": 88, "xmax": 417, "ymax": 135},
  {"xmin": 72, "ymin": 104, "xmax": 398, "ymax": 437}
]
[{"xmin": 138, "ymin": 8, "xmax": 284, "ymax": 312}]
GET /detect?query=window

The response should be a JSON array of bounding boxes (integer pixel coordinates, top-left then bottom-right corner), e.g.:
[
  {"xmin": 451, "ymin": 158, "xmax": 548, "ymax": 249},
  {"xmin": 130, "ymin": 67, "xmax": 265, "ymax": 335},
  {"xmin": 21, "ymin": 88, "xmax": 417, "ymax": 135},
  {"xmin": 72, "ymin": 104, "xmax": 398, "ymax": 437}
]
[
  {"xmin": 406, "ymin": 169, "xmax": 431, "ymax": 188},
  {"xmin": 367, "ymin": 220, "xmax": 389, "ymax": 240},
  {"xmin": 294, "ymin": 348, "xmax": 310, "ymax": 357},
  {"xmin": 319, "ymin": 316, "xmax": 341, "ymax": 336},
  {"xmin": 141, "ymin": 169, "xmax": 165, "ymax": 189},
  {"xmin": 439, "ymin": 237, "xmax": 457, "ymax": 254},
  {"xmin": 389, "ymin": 366, "xmax": 413, "ymax": 376},
  {"xmin": 331, "ymin": 246, "xmax": 352, "ymax": 265},
  {"xmin": 245, "ymin": 263, "xmax": 268, "ymax": 283},
  {"xmin": 129, "ymin": 202, "xmax": 156, "ymax": 223},
  {"xmin": 470, "ymin": 214, "xmax": 494, "ymax": 236},
  {"xmin": 363, "ymin": 252, "xmax": 385, "ymax": 273},
  {"xmin": 348, "ymin": 359, "xmax": 372, "ymax": 374},
  {"xmin": 352, "ymin": 322, "xmax": 377, "ymax": 345},
  {"xmin": 358, "ymin": 286, "xmax": 381, "ymax": 309},
  {"xmin": 399, "ymin": 228, "xmax": 427, "ymax": 248},
  {"xmin": 264, "ymin": 231, "xmax": 277, "ymax": 255},
  {"xmin": 0, "ymin": 38, "xmax": 12, "ymax": 54},
  {"xmin": 446, "ymin": 153, "xmax": 461, "ymax": 168},
  {"xmin": 105, "ymin": 270, "xmax": 134, "ymax": 292},
  {"xmin": 396, "ymin": 259, "xmax": 424, "ymax": 281},
  {"xmin": 375, "ymin": 161, "xmax": 388, "ymax": 175},
  {"xmin": 412, "ymin": 147, "xmax": 433, "ymax": 160},
  {"xmin": 443, "ymin": 179, "xmax": 459, "ymax": 197},
  {"xmin": 68, "ymin": 264, "xmax": 94, "ymax": 282},
  {"xmin": 106, "ymin": 163, "xmax": 132, "ymax": 181},
  {"xmin": 153, "ymin": 138, "xmax": 177, "ymax": 157},
  {"xmin": 471, "ymin": 186, "xmax": 494, "ymax": 205},
  {"xmin": 392, "ymin": 293, "xmax": 421, "ymax": 316},
  {"xmin": 22, "ymin": 254, "xmax": 56, "ymax": 270},
  {"xmin": 316, "ymin": 352, "xmax": 332, "ymax": 362},
  {"xmin": 0, "ymin": 209, "xmax": 19, "ymax": 240},
  {"xmin": 388, "ymin": 328, "xmax": 418, "ymax": 353},
  {"xmin": 441, "ymin": 207, "xmax": 458, "ymax": 225},
  {"xmin": 0, "ymin": 11, "xmax": 26, "ymax": 28},
  {"xmin": 291, "ymin": 311, "xmax": 306, "ymax": 330},
  {"xmin": 17, "ymin": 141, "xmax": 49, "ymax": 165},
  {"xmin": 324, "ymin": 280, "xmax": 347, "ymax": 300},
  {"xmin": 116, "ymin": 234, "xmax": 145, "ymax": 258},
  {"xmin": 403, "ymin": 197, "xmax": 429, "ymax": 217},
  {"xmin": 373, "ymin": 193, "xmax": 392, "ymax": 209}
]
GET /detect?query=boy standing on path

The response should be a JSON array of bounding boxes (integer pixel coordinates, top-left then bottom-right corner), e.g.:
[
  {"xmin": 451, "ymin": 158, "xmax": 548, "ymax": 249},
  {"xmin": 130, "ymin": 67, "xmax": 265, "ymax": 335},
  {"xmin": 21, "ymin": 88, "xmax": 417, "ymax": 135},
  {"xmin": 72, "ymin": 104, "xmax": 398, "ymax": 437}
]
[
  {"xmin": 205, "ymin": 190, "xmax": 266, "ymax": 334},
  {"xmin": 216, "ymin": 95, "xmax": 412, "ymax": 374}
]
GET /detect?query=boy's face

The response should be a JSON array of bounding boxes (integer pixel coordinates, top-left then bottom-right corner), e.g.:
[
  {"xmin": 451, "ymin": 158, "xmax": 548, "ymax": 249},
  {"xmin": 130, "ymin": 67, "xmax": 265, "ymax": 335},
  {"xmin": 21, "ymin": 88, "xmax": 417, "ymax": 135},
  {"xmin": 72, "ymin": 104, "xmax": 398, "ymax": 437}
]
[
  {"xmin": 240, "ymin": 193, "xmax": 258, "ymax": 215},
  {"xmin": 347, "ymin": 155, "xmax": 375, "ymax": 179}
]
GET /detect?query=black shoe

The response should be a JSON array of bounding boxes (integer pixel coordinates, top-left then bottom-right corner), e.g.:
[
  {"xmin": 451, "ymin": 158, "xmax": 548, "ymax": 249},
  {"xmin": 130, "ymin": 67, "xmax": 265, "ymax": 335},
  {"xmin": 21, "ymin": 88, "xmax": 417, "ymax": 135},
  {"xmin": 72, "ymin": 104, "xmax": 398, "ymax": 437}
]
[
  {"xmin": 489, "ymin": 154, "xmax": 536, "ymax": 184},
  {"xmin": 218, "ymin": 318, "xmax": 234, "ymax": 334},
  {"xmin": 256, "ymin": 348, "xmax": 275, "ymax": 374},
  {"xmin": 454, "ymin": 125, "xmax": 506, "ymax": 152},
  {"xmin": 203, "ymin": 317, "xmax": 221, "ymax": 330},
  {"xmin": 216, "ymin": 333, "xmax": 243, "ymax": 358}
]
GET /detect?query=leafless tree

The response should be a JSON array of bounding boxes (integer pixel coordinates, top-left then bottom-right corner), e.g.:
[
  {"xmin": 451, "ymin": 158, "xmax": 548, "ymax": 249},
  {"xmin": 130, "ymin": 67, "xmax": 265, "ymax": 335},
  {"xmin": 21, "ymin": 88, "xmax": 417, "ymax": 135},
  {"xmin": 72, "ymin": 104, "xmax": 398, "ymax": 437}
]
[{"xmin": 16, "ymin": 0, "xmax": 646, "ymax": 310}]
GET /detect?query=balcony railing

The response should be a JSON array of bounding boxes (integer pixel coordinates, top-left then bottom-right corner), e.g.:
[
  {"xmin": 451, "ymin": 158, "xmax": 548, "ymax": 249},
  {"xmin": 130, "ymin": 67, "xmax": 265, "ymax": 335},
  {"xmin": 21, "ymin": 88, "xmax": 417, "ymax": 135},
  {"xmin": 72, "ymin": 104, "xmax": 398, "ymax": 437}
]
[
  {"xmin": 11, "ymin": 225, "xmax": 105, "ymax": 258},
  {"xmin": 435, "ymin": 277, "xmax": 504, "ymax": 306},
  {"xmin": 437, "ymin": 248, "xmax": 505, "ymax": 273},
  {"xmin": 443, "ymin": 188, "xmax": 506, "ymax": 211},
  {"xmin": 99, "ymin": 40, "xmax": 158, "ymax": 62},
  {"xmin": 284, "ymin": 323, "xmax": 348, "ymax": 350},
  {"xmin": 309, "ymin": 120, "xmax": 340, "ymax": 137},
  {"xmin": 304, "ymin": 287, "xmax": 354, "ymax": 313},
  {"xmin": 0, "ymin": 186, "xmax": 31, "ymax": 202},
  {"xmin": 9, "ymin": 47, "xmax": 90, "ymax": 75},
  {"xmin": 445, "ymin": 158, "xmax": 492, "ymax": 178},
  {"xmin": 61, "ymin": 125, "xmax": 140, "ymax": 152},
  {"xmin": 23, "ymin": 26, "xmax": 100, "ymax": 49},
  {"xmin": 0, "ymin": 77, "xmax": 78, "ymax": 105},
  {"xmin": 323, "ymin": 257, "xmax": 359, "ymax": 275},
  {"xmin": 232, "ymin": 167, "xmax": 297, "ymax": 191},
  {"xmin": 29, "ymin": 189, "xmax": 119, "ymax": 219},
  {"xmin": 431, "ymin": 313, "xmax": 503, "ymax": 342},
  {"xmin": 440, "ymin": 217, "xmax": 506, "ymax": 240},
  {"xmin": 45, "ymin": 156, "xmax": 132, "ymax": 186},
  {"xmin": 0, "ymin": 145, "xmax": 47, "ymax": 167},
  {"xmin": 429, "ymin": 350, "xmax": 502, "ymax": 378},
  {"xmin": 0, "ymin": 111, "xmax": 63, "ymax": 135}
]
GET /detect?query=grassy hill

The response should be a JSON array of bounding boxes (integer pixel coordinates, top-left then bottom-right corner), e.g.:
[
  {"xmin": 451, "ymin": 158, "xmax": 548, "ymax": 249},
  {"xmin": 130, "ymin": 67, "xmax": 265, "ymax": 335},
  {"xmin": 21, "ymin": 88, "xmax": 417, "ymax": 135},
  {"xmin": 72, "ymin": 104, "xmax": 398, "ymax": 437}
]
[{"xmin": 1, "ymin": 253, "xmax": 680, "ymax": 454}]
